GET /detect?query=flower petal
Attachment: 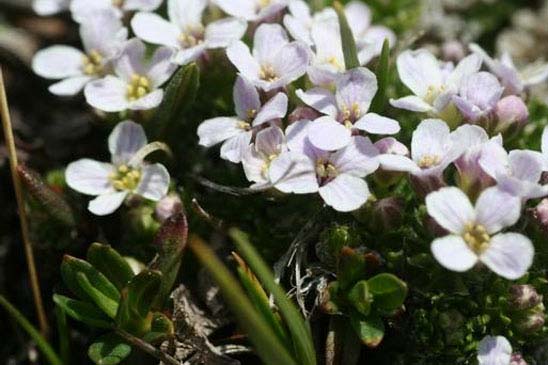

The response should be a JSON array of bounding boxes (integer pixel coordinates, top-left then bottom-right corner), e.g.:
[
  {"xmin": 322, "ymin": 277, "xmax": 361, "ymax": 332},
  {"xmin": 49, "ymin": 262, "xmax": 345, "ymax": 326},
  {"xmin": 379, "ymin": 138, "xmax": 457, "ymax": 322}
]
[
  {"xmin": 389, "ymin": 96, "xmax": 433, "ymax": 112},
  {"xmin": 431, "ymin": 235, "xmax": 478, "ymax": 272},
  {"xmin": 396, "ymin": 49, "xmax": 442, "ymax": 98},
  {"xmin": 123, "ymin": 0, "xmax": 162, "ymax": 11},
  {"xmin": 285, "ymin": 119, "xmax": 312, "ymax": 153},
  {"xmin": 167, "ymin": 0, "xmax": 206, "ymax": 28},
  {"xmin": 307, "ymin": 116, "xmax": 352, "ymax": 151},
  {"xmin": 253, "ymin": 92, "xmax": 288, "ymax": 126},
  {"xmin": 205, "ymin": 18, "xmax": 247, "ymax": 49},
  {"xmin": 253, "ymin": 23, "xmax": 289, "ymax": 64},
  {"xmin": 295, "ymin": 88, "xmax": 338, "ymax": 118},
  {"xmin": 147, "ymin": 46, "xmax": 177, "ymax": 87},
  {"xmin": 319, "ymin": 174, "xmax": 369, "ymax": 212},
  {"xmin": 329, "ymin": 136, "xmax": 379, "ymax": 177},
  {"xmin": 378, "ymin": 154, "xmax": 420, "ymax": 173},
  {"xmin": 129, "ymin": 89, "xmax": 164, "ymax": 110},
  {"xmin": 411, "ymin": 119, "xmax": 451, "ymax": 164},
  {"xmin": 475, "ymin": 187, "xmax": 521, "ymax": 234},
  {"xmin": 480, "ymin": 233, "xmax": 534, "ymax": 280},
  {"xmin": 131, "ymin": 12, "xmax": 180, "ymax": 48},
  {"xmin": 49, "ymin": 76, "xmax": 92, "ymax": 96},
  {"xmin": 477, "ymin": 336, "xmax": 512, "ymax": 365},
  {"xmin": 80, "ymin": 9, "xmax": 127, "ymax": 57},
  {"xmin": 508, "ymin": 150, "xmax": 544, "ymax": 183},
  {"xmin": 445, "ymin": 54, "xmax": 482, "ymax": 91},
  {"xmin": 109, "ymin": 120, "xmax": 147, "ymax": 165},
  {"xmin": 242, "ymin": 145, "xmax": 268, "ymax": 185},
  {"xmin": 226, "ymin": 41, "xmax": 261, "ymax": 81},
  {"xmin": 84, "ymin": 76, "xmax": 128, "ymax": 112},
  {"xmin": 173, "ymin": 45, "xmax": 207, "ymax": 65},
  {"xmin": 114, "ymin": 39, "xmax": 147, "ymax": 82},
  {"xmin": 269, "ymin": 151, "xmax": 317, "ymax": 194},
  {"xmin": 32, "ymin": 45, "xmax": 84, "ymax": 79},
  {"xmin": 65, "ymin": 159, "xmax": 114, "ymax": 195},
  {"xmin": 425, "ymin": 187, "xmax": 475, "ymax": 234},
  {"xmin": 354, "ymin": 113, "xmax": 400, "ymax": 135},
  {"xmin": 272, "ymin": 42, "xmax": 311, "ymax": 89},
  {"xmin": 255, "ymin": 125, "xmax": 285, "ymax": 156},
  {"xmin": 88, "ymin": 191, "xmax": 128, "ymax": 216},
  {"xmin": 135, "ymin": 163, "xmax": 170, "ymax": 201},
  {"xmin": 234, "ymin": 75, "xmax": 261, "ymax": 121},
  {"xmin": 213, "ymin": 0, "xmax": 257, "ymax": 20},
  {"xmin": 197, "ymin": 117, "xmax": 243, "ymax": 147},
  {"xmin": 335, "ymin": 67, "xmax": 377, "ymax": 115},
  {"xmin": 220, "ymin": 131, "xmax": 253, "ymax": 163}
]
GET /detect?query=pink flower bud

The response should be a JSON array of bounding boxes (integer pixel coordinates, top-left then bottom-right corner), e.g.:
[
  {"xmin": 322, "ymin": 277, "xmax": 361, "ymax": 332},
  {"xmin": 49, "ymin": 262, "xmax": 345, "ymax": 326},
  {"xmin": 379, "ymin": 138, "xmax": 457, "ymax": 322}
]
[
  {"xmin": 510, "ymin": 353, "xmax": 528, "ymax": 365},
  {"xmin": 442, "ymin": 41, "xmax": 466, "ymax": 62},
  {"xmin": 374, "ymin": 137, "xmax": 409, "ymax": 156},
  {"xmin": 154, "ymin": 194, "xmax": 183, "ymax": 222},
  {"xmin": 288, "ymin": 106, "xmax": 321, "ymax": 123},
  {"xmin": 533, "ymin": 198, "xmax": 548, "ymax": 231},
  {"xmin": 509, "ymin": 284, "xmax": 543, "ymax": 310},
  {"xmin": 495, "ymin": 95, "xmax": 529, "ymax": 133}
]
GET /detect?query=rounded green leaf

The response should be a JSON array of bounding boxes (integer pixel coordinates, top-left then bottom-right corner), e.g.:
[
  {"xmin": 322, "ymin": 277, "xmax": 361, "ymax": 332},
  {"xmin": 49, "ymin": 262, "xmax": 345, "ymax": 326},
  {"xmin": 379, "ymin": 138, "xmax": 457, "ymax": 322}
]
[
  {"xmin": 347, "ymin": 280, "xmax": 373, "ymax": 316},
  {"xmin": 350, "ymin": 313, "xmax": 385, "ymax": 348},
  {"xmin": 88, "ymin": 333, "xmax": 131, "ymax": 365},
  {"xmin": 367, "ymin": 273, "xmax": 408, "ymax": 312}
]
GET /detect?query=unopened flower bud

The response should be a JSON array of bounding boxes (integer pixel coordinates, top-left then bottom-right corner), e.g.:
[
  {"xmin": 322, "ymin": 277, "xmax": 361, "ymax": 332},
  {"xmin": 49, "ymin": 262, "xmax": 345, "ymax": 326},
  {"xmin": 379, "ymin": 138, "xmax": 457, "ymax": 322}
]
[
  {"xmin": 510, "ymin": 353, "xmax": 528, "ymax": 365},
  {"xmin": 532, "ymin": 198, "xmax": 548, "ymax": 231},
  {"xmin": 155, "ymin": 194, "xmax": 183, "ymax": 222},
  {"xmin": 494, "ymin": 95, "xmax": 529, "ymax": 134},
  {"xmin": 371, "ymin": 197, "xmax": 404, "ymax": 231},
  {"xmin": 509, "ymin": 284, "xmax": 542, "ymax": 311},
  {"xmin": 288, "ymin": 106, "xmax": 321, "ymax": 123},
  {"xmin": 443, "ymin": 40, "xmax": 466, "ymax": 62},
  {"xmin": 514, "ymin": 304, "xmax": 545, "ymax": 334}
]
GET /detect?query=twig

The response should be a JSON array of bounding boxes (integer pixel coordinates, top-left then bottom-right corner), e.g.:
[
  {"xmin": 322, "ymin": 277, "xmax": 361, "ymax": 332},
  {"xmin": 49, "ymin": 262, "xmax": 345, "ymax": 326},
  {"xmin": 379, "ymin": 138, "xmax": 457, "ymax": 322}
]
[
  {"xmin": 115, "ymin": 328, "xmax": 180, "ymax": 365},
  {"xmin": 0, "ymin": 68, "xmax": 49, "ymax": 336}
]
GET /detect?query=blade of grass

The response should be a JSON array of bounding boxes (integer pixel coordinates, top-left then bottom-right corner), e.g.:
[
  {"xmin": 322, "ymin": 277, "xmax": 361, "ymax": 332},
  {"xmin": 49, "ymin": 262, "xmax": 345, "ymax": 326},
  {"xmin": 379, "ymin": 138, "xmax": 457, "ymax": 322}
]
[
  {"xmin": 229, "ymin": 229, "xmax": 317, "ymax": 365},
  {"xmin": 0, "ymin": 295, "xmax": 62, "ymax": 365},
  {"xmin": 189, "ymin": 235, "xmax": 298, "ymax": 365},
  {"xmin": 0, "ymin": 68, "xmax": 49, "ymax": 336},
  {"xmin": 370, "ymin": 39, "xmax": 391, "ymax": 113},
  {"xmin": 333, "ymin": 1, "xmax": 359, "ymax": 70},
  {"xmin": 55, "ymin": 305, "xmax": 70, "ymax": 365}
]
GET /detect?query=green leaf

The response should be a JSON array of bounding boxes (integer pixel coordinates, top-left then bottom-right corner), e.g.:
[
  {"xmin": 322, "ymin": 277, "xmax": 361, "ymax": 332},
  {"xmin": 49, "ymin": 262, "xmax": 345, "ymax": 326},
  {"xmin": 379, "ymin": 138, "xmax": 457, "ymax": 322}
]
[
  {"xmin": 76, "ymin": 273, "xmax": 119, "ymax": 318},
  {"xmin": 142, "ymin": 312, "xmax": 175, "ymax": 343},
  {"xmin": 350, "ymin": 312, "xmax": 385, "ymax": 348},
  {"xmin": 189, "ymin": 235, "xmax": 298, "ymax": 365},
  {"xmin": 0, "ymin": 295, "xmax": 63, "ymax": 365},
  {"xmin": 55, "ymin": 303, "xmax": 71, "ymax": 364},
  {"xmin": 367, "ymin": 273, "xmax": 408, "ymax": 312},
  {"xmin": 116, "ymin": 270, "xmax": 162, "ymax": 336},
  {"xmin": 17, "ymin": 165, "xmax": 75, "ymax": 227},
  {"xmin": 87, "ymin": 243, "xmax": 135, "ymax": 291},
  {"xmin": 88, "ymin": 333, "xmax": 131, "ymax": 365},
  {"xmin": 150, "ymin": 212, "xmax": 188, "ymax": 309},
  {"xmin": 229, "ymin": 229, "xmax": 317, "ymax": 365},
  {"xmin": 370, "ymin": 39, "xmax": 391, "ymax": 113},
  {"xmin": 233, "ymin": 252, "xmax": 290, "ymax": 350},
  {"xmin": 337, "ymin": 247, "xmax": 366, "ymax": 290},
  {"xmin": 61, "ymin": 255, "xmax": 120, "ymax": 304},
  {"xmin": 53, "ymin": 294, "xmax": 113, "ymax": 329},
  {"xmin": 152, "ymin": 63, "xmax": 200, "ymax": 139},
  {"xmin": 333, "ymin": 1, "xmax": 359, "ymax": 69},
  {"xmin": 347, "ymin": 280, "xmax": 372, "ymax": 316}
]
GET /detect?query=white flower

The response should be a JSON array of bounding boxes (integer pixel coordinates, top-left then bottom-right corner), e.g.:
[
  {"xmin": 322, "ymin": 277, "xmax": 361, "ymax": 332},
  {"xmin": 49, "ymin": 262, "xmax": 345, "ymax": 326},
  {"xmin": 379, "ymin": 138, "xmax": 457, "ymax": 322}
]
[
  {"xmin": 477, "ymin": 336, "xmax": 512, "ymax": 365},
  {"xmin": 84, "ymin": 39, "xmax": 177, "ymax": 112},
  {"xmin": 213, "ymin": 0, "xmax": 288, "ymax": 22},
  {"xmin": 65, "ymin": 121, "xmax": 170, "ymax": 216},
  {"xmin": 197, "ymin": 75, "xmax": 288, "ymax": 163},
  {"xmin": 70, "ymin": 0, "xmax": 162, "ymax": 23},
  {"xmin": 390, "ymin": 49, "xmax": 481, "ymax": 116},
  {"xmin": 131, "ymin": 0, "xmax": 247, "ymax": 66},
  {"xmin": 269, "ymin": 121, "xmax": 379, "ymax": 212},
  {"xmin": 307, "ymin": 15, "xmax": 345, "ymax": 86},
  {"xmin": 32, "ymin": 9, "xmax": 128, "ymax": 96},
  {"xmin": 470, "ymin": 43, "xmax": 548, "ymax": 96},
  {"xmin": 426, "ymin": 187, "xmax": 533, "ymax": 280},
  {"xmin": 378, "ymin": 119, "xmax": 462, "ymax": 177},
  {"xmin": 297, "ymin": 67, "xmax": 400, "ymax": 151},
  {"xmin": 226, "ymin": 23, "xmax": 311, "ymax": 91},
  {"xmin": 33, "ymin": 0, "xmax": 70, "ymax": 16},
  {"xmin": 242, "ymin": 125, "xmax": 287, "ymax": 188}
]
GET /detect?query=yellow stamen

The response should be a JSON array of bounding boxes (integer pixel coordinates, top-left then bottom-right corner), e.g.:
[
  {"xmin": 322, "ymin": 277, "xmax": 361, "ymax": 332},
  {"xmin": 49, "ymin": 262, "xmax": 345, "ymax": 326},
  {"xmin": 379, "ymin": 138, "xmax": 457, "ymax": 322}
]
[
  {"xmin": 126, "ymin": 74, "xmax": 152, "ymax": 101},
  {"xmin": 110, "ymin": 164, "xmax": 142, "ymax": 191},
  {"xmin": 418, "ymin": 154, "xmax": 441, "ymax": 169},
  {"xmin": 259, "ymin": 65, "xmax": 278, "ymax": 82},
  {"xmin": 316, "ymin": 160, "xmax": 338, "ymax": 179},
  {"xmin": 463, "ymin": 222, "xmax": 491, "ymax": 254},
  {"xmin": 82, "ymin": 50, "xmax": 104, "ymax": 76}
]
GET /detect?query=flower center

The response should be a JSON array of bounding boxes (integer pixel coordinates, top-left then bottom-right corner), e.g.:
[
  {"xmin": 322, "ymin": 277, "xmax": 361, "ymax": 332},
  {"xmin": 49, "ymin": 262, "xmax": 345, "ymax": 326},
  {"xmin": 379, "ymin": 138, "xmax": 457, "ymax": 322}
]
[
  {"xmin": 112, "ymin": 0, "xmax": 123, "ymax": 7},
  {"xmin": 424, "ymin": 85, "xmax": 445, "ymax": 104},
  {"xmin": 463, "ymin": 222, "xmax": 490, "ymax": 254},
  {"xmin": 316, "ymin": 159, "xmax": 338, "ymax": 181},
  {"xmin": 418, "ymin": 154, "xmax": 441, "ymax": 169},
  {"xmin": 126, "ymin": 74, "xmax": 151, "ymax": 101},
  {"xmin": 258, "ymin": 0, "xmax": 271, "ymax": 9},
  {"xmin": 325, "ymin": 56, "xmax": 344, "ymax": 71},
  {"xmin": 340, "ymin": 103, "xmax": 361, "ymax": 127},
  {"xmin": 260, "ymin": 154, "xmax": 278, "ymax": 178},
  {"xmin": 110, "ymin": 164, "xmax": 141, "ymax": 191},
  {"xmin": 237, "ymin": 121, "xmax": 251, "ymax": 130},
  {"xmin": 178, "ymin": 25, "xmax": 205, "ymax": 48},
  {"xmin": 82, "ymin": 50, "xmax": 104, "ymax": 76},
  {"xmin": 260, "ymin": 65, "xmax": 278, "ymax": 82}
]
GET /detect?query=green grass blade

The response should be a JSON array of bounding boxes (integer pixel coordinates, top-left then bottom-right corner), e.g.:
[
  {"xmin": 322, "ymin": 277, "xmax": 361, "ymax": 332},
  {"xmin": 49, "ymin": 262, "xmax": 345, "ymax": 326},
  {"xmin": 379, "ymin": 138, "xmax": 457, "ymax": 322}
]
[
  {"xmin": 0, "ymin": 295, "xmax": 63, "ymax": 365},
  {"xmin": 370, "ymin": 39, "xmax": 391, "ymax": 113},
  {"xmin": 189, "ymin": 236, "xmax": 298, "ymax": 365},
  {"xmin": 333, "ymin": 1, "xmax": 360, "ymax": 70},
  {"xmin": 229, "ymin": 229, "xmax": 317, "ymax": 365},
  {"xmin": 55, "ymin": 304, "xmax": 70, "ymax": 365}
]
